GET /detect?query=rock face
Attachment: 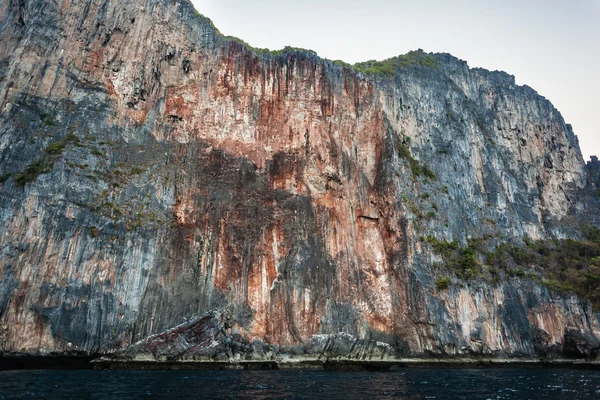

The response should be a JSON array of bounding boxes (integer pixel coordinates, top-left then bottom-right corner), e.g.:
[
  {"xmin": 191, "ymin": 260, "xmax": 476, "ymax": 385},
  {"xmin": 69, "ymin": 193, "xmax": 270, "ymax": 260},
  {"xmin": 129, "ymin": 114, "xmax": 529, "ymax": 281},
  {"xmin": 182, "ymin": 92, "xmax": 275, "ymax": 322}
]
[
  {"xmin": 588, "ymin": 157, "xmax": 600, "ymax": 188},
  {"xmin": 115, "ymin": 313, "xmax": 227, "ymax": 362},
  {"xmin": 109, "ymin": 310, "xmax": 396, "ymax": 363},
  {"xmin": 0, "ymin": 0, "xmax": 598, "ymax": 360}
]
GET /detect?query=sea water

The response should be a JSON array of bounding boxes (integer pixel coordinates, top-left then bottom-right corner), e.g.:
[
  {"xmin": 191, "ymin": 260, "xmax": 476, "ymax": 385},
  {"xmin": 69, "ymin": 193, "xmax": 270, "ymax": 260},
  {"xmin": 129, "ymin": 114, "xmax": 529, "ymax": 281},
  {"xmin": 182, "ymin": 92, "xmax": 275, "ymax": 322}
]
[{"xmin": 0, "ymin": 368, "xmax": 599, "ymax": 399}]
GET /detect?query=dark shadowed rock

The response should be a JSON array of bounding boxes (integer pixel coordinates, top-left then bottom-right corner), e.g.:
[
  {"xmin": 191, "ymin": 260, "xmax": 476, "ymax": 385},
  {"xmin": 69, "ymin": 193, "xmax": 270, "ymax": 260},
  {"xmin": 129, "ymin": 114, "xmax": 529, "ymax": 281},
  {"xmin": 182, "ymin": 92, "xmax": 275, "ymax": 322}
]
[{"xmin": 563, "ymin": 328, "xmax": 600, "ymax": 359}]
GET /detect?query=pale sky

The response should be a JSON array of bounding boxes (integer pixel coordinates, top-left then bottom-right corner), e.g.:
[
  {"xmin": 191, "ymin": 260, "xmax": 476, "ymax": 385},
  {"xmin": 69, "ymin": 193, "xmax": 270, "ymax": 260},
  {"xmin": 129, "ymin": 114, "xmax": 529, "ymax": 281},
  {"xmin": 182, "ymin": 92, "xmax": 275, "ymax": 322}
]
[{"xmin": 191, "ymin": 0, "xmax": 599, "ymax": 161}]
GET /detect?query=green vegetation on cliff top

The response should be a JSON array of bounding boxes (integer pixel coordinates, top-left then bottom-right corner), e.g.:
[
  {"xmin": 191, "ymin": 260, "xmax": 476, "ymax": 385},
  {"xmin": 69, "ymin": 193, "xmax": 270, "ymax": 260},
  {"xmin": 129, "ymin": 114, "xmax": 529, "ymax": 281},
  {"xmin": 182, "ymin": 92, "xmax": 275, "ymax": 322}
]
[
  {"xmin": 353, "ymin": 51, "xmax": 439, "ymax": 77},
  {"xmin": 189, "ymin": 4, "xmax": 437, "ymax": 78}
]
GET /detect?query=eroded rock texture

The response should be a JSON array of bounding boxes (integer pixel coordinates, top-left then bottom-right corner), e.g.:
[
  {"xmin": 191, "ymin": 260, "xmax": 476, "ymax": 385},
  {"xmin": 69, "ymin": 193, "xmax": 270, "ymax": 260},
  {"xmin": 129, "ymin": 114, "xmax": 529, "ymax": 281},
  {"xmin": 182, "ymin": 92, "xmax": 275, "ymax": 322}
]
[{"xmin": 0, "ymin": 0, "xmax": 598, "ymax": 359}]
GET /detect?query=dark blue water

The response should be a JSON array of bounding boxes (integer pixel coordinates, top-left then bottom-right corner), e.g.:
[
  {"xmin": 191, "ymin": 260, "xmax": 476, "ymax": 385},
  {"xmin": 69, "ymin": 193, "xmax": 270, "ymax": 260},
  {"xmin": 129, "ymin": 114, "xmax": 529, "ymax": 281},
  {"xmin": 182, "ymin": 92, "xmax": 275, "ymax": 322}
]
[{"xmin": 0, "ymin": 368, "xmax": 599, "ymax": 399}]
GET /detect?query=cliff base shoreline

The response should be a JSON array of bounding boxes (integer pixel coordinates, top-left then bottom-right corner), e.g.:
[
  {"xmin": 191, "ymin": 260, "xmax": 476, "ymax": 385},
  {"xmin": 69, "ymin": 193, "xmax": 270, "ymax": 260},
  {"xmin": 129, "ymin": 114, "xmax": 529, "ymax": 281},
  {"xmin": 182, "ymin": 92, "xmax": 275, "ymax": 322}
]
[{"xmin": 2, "ymin": 356, "xmax": 600, "ymax": 371}]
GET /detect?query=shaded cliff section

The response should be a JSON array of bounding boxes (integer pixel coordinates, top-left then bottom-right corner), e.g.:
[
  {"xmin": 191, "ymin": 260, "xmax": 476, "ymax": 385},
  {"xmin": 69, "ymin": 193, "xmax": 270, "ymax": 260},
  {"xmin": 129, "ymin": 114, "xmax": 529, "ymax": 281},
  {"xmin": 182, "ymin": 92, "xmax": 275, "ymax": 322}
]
[
  {"xmin": 0, "ymin": 0, "xmax": 598, "ymax": 362},
  {"xmin": 588, "ymin": 156, "xmax": 600, "ymax": 188}
]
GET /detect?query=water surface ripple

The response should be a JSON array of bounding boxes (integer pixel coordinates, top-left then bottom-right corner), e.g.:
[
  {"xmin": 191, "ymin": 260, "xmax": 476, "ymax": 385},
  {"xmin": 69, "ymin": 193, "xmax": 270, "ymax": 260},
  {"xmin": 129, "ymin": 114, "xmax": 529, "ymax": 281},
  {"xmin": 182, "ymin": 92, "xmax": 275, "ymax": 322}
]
[{"xmin": 1, "ymin": 368, "xmax": 599, "ymax": 399}]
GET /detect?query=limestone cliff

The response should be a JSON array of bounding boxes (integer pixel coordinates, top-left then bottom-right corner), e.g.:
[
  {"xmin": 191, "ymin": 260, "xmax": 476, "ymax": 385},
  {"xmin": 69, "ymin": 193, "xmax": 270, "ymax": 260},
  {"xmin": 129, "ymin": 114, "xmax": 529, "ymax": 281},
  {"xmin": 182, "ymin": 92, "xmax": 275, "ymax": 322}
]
[{"xmin": 0, "ymin": 0, "xmax": 598, "ymax": 360}]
